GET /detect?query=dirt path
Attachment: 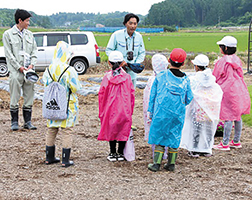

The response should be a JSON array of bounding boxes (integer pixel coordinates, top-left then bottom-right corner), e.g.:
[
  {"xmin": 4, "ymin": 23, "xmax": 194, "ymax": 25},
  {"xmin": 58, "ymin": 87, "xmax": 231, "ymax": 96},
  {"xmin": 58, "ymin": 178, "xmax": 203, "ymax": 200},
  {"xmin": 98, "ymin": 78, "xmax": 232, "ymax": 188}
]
[{"xmin": 0, "ymin": 70, "xmax": 252, "ymax": 200}]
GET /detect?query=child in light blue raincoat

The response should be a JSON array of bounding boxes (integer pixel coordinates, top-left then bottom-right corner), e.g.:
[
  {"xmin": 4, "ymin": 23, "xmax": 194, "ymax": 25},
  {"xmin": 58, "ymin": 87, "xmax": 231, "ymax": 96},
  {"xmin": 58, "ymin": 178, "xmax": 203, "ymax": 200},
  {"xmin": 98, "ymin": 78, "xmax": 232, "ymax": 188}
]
[{"xmin": 147, "ymin": 48, "xmax": 193, "ymax": 172}]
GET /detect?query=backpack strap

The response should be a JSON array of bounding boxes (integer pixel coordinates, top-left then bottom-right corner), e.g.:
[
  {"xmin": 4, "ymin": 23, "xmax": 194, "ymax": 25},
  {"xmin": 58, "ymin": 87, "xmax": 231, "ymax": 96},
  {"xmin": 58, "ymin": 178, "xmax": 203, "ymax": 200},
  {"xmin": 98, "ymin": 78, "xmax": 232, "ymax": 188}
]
[
  {"xmin": 47, "ymin": 68, "xmax": 54, "ymax": 81},
  {"xmin": 66, "ymin": 88, "xmax": 72, "ymax": 115},
  {"xmin": 47, "ymin": 66, "xmax": 70, "ymax": 82},
  {"xmin": 57, "ymin": 66, "xmax": 72, "ymax": 114},
  {"xmin": 58, "ymin": 66, "xmax": 70, "ymax": 82}
]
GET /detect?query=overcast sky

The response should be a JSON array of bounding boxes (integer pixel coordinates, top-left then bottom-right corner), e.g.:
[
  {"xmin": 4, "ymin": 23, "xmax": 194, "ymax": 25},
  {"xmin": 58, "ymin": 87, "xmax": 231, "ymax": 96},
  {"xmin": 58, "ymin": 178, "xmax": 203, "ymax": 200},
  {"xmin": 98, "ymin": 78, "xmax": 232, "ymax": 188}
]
[{"xmin": 1, "ymin": 0, "xmax": 163, "ymax": 16}]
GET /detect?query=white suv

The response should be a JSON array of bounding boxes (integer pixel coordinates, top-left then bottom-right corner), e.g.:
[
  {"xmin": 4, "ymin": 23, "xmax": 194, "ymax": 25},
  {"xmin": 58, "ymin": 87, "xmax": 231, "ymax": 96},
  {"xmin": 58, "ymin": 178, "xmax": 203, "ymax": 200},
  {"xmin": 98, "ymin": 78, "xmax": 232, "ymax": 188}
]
[{"xmin": 0, "ymin": 31, "xmax": 101, "ymax": 77}]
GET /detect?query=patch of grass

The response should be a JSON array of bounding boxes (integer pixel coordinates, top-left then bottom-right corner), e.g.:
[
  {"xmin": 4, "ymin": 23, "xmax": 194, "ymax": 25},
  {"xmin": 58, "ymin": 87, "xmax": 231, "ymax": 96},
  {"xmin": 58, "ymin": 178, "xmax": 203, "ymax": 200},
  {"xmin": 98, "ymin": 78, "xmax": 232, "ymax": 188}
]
[
  {"xmin": 99, "ymin": 51, "xmax": 108, "ymax": 63},
  {"xmin": 242, "ymin": 85, "xmax": 252, "ymax": 127}
]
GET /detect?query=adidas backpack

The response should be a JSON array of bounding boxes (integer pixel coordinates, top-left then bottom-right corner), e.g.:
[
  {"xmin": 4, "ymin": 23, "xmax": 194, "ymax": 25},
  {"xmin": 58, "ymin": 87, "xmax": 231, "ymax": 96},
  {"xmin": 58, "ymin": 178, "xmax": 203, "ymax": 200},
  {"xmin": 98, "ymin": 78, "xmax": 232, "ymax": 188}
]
[{"xmin": 42, "ymin": 66, "xmax": 71, "ymax": 120}]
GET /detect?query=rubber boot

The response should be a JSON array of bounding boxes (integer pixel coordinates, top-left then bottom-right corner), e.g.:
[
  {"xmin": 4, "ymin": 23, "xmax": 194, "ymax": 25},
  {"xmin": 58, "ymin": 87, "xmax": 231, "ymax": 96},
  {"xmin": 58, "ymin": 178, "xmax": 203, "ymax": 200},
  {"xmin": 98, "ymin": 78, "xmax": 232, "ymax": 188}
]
[
  {"xmin": 45, "ymin": 145, "xmax": 60, "ymax": 165},
  {"xmin": 62, "ymin": 148, "xmax": 74, "ymax": 168},
  {"xmin": 23, "ymin": 107, "xmax": 37, "ymax": 130},
  {"xmin": 10, "ymin": 108, "xmax": 19, "ymax": 131},
  {"xmin": 148, "ymin": 145, "xmax": 164, "ymax": 172},
  {"xmin": 164, "ymin": 148, "xmax": 178, "ymax": 172}
]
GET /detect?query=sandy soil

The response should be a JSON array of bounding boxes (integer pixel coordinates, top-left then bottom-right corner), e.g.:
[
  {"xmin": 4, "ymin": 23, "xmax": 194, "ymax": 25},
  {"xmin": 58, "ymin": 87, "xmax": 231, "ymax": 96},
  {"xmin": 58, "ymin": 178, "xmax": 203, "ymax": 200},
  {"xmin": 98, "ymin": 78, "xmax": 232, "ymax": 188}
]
[{"xmin": 0, "ymin": 66, "xmax": 252, "ymax": 200}]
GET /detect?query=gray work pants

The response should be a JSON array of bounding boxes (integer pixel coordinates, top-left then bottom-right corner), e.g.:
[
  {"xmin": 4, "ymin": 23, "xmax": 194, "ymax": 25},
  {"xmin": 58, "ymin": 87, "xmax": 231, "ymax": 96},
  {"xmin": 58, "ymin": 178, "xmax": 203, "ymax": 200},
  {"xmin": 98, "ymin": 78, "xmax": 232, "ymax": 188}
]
[{"xmin": 9, "ymin": 71, "xmax": 35, "ymax": 109}]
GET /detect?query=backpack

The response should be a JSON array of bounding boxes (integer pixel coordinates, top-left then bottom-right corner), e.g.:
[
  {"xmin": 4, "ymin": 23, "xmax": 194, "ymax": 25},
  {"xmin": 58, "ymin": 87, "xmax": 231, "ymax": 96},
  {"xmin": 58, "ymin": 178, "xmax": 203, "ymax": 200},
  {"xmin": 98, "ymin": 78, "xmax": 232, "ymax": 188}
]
[{"xmin": 42, "ymin": 66, "xmax": 72, "ymax": 120}]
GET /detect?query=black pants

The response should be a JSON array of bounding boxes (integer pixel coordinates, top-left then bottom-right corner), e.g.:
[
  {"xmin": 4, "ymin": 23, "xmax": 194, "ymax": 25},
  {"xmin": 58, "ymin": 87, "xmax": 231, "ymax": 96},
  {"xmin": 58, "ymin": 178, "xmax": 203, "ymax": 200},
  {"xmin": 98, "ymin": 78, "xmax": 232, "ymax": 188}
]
[{"xmin": 109, "ymin": 140, "xmax": 126, "ymax": 154}]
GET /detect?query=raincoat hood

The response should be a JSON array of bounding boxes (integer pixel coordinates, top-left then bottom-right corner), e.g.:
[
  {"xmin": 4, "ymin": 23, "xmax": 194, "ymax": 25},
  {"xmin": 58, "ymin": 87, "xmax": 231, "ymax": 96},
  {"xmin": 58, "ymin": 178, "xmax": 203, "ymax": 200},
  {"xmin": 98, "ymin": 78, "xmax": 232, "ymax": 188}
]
[
  {"xmin": 194, "ymin": 68, "xmax": 216, "ymax": 88},
  {"xmin": 152, "ymin": 54, "xmax": 168, "ymax": 74},
  {"xmin": 50, "ymin": 41, "xmax": 72, "ymax": 68}
]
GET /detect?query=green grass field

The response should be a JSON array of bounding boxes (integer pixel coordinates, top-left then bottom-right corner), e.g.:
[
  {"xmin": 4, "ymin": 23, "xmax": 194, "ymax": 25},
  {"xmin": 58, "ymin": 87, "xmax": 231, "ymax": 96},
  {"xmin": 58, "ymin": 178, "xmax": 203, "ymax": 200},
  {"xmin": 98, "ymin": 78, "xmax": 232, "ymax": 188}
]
[
  {"xmin": 0, "ymin": 27, "xmax": 249, "ymax": 53},
  {"xmin": 95, "ymin": 31, "xmax": 249, "ymax": 53},
  {"xmin": 242, "ymin": 85, "xmax": 252, "ymax": 127}
]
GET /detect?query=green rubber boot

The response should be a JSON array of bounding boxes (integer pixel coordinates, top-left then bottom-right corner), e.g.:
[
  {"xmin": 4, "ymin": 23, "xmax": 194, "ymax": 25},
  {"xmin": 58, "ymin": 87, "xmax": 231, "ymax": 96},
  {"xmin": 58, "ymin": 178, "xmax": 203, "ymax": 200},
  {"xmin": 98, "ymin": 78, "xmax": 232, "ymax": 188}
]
[
  {"xmin": 148, "ymin": 145, "xmax": 164, "ymax": 172},
  {"xmin": 164, "ymin": 147, "xmax": 178, "ymax": 171}
]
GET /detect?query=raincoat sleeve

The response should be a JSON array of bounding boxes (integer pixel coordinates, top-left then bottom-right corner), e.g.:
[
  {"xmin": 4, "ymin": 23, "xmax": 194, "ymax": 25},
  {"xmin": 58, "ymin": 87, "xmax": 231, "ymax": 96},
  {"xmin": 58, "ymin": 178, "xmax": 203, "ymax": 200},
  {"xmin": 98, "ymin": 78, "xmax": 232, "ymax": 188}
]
[
  {"xmin": 185, "ymin": 78, "xmax": 194, "ymax": 106},
  {"xmin": 130, "ymin": 79, "xmax": 135, "ymax": 115},
  {"xmin": 212, "ymin": 61, "xmax": 224, "ymax": 81},
  {"xmin": 98, "ymin": 75, "xmax": 109, "ymax": 119},
  {"xmin": 42, "ymin": 68, "xmax": 52, "ymax": 86},
  {"xmin": 147, "ymin": 77, "xmax": 158, "ymax": 115},
  {"xmin": 68, "ymin": 68, "xmax": 82, "ymax": 94}
]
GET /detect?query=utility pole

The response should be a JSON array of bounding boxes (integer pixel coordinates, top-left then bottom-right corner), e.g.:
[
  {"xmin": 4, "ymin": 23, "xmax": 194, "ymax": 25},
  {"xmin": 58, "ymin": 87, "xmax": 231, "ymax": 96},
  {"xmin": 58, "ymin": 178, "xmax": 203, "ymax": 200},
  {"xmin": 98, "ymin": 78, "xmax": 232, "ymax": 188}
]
[{"xmin": 246, "ymin": 18, "xmax": 252, "ymax": 74}]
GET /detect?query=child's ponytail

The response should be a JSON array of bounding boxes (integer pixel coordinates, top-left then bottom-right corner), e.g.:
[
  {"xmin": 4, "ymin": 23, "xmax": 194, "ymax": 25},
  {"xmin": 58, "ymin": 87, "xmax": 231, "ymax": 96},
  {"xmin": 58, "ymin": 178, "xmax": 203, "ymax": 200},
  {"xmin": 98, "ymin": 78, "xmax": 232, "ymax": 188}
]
[{"xmin": 110, "ymin": 62, "xmax": 122, "ymax": 70}]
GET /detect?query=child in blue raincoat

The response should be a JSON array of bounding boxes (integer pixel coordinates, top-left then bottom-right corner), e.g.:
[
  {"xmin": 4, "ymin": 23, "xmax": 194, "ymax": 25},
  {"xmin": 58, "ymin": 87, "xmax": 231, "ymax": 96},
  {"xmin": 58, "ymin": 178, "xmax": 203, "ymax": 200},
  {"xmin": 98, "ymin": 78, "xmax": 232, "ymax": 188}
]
[{"xmin": 147, "ymin": 48, "xmax": 193, "ymax": 172}]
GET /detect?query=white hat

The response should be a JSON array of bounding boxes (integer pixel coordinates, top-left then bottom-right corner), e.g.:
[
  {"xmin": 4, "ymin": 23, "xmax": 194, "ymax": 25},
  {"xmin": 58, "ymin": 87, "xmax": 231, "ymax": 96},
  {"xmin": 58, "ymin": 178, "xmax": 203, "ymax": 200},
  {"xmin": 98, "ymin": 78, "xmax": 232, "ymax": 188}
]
[
  {"xmin": 191, "ymin": 54, "xmax": 209, "ymax": 67},
  {"xmin": 152, "ymin": 54, "xmax": 168, "ymax": 73},
  {"xmin": 217, "ymin": 36, "xmax": 237, "ymax": 47},
  {"xmin": 109, "ymin": 51, "xmax": 124, "ymax": 62}
]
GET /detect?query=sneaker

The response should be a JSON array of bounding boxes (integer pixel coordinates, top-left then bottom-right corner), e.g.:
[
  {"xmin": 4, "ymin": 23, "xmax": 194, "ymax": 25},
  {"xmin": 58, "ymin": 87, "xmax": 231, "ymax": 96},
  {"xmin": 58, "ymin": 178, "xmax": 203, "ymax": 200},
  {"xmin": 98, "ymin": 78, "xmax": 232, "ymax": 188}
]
[
  {"xmin": 107, "ymin": 153, "xmax": 117, "ymax": 162},
  {"xmin": 213, "ymin": 142, "xmax": 230, "ymax": 151},
  {"xmin": 229, "ymin": 140, "xmax": 242, "ymax": 149},
  {"xmin": 117, "ymin": 154, "xmax": 125, "ymax": 161},
  {"xmin": 188, "ymin": 151, "xmax": 200, "ymax": 158}
]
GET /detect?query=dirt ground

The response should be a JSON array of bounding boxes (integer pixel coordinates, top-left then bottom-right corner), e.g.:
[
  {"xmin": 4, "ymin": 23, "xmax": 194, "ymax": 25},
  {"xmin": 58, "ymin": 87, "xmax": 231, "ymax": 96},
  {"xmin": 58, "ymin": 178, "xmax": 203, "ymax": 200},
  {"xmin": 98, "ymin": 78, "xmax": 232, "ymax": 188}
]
[{"xmin": 0, "ymin": 66, "xmax": 252, "ymax": 200}]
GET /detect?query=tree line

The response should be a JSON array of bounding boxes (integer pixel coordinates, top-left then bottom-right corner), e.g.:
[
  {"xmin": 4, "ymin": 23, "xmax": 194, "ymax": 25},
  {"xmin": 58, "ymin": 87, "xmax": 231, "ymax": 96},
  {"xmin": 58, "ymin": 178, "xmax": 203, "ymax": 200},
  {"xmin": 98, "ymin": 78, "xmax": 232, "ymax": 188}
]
[
  {"xmin": 145, "ymin": 0, "xmax": 252, "ymax": 27},
  {"xmin": 0, "ymin": 9, "xmax": 52, "ymax": 28},
  {"xmin": 0, "ymin": 0, "xmax": 251, "ymax": 29}
]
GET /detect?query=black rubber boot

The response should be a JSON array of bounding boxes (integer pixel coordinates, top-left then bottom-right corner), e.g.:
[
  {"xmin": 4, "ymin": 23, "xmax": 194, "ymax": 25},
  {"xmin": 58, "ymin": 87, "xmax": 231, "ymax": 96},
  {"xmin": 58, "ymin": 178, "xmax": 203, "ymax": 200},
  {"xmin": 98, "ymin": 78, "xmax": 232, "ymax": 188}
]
[
  {"xmin": 62, "ymin": 148, "xmax": 74, "ymax": 168},
  {"xmin": 164, "ymin": 148, "xmax": 178, "ymax": 172},
  {"xmin": 45, "ymin": 145, "xmax": 60, "ymax": 165},
  {"xmin": 10, "ymin": 108, "xmax": 19, "ymax": 131},
  {"xmin": 148, "ymin": 145, "xmax": 164, "ymax": 172},
  {"xmin": 23, "ymin": 107, "xmax": 37, "ymax": 130}
]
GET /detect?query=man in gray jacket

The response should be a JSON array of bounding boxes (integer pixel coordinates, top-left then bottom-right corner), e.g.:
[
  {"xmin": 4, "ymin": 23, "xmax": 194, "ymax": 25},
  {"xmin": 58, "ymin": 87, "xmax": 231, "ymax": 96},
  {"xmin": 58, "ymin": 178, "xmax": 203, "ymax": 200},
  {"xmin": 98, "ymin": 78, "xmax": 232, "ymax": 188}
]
[{"xmin": 3, "ymin": 9, "xmax": 37, "ymax": 131}]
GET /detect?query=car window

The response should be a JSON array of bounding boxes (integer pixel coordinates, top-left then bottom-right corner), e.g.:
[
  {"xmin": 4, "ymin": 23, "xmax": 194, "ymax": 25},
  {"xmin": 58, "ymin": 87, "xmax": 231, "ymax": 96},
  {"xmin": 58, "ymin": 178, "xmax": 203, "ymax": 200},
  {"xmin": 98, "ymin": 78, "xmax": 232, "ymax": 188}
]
[
  {"xmin": 71, "ymin": 34, "xmax": 88, "ymax": 45},
  {"xmin": 47, "ymin": 34, "xmax": 68, "ymax": 46},
  {"xmin": 34, "ymin": 35, "xmax": 43, "ymax": 47}
]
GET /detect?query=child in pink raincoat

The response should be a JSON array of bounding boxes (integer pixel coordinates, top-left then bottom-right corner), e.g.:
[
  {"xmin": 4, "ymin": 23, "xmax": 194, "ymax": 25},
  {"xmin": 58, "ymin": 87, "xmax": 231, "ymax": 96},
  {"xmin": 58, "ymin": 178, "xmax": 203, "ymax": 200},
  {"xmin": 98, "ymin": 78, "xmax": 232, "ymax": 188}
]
[
  {"xmin": 212, "ymin": 36, "xmax": 251, "ymax": 150},
  {"xmin": 98, "ymin": 51, "xmax": 135, "ymax": 162}
]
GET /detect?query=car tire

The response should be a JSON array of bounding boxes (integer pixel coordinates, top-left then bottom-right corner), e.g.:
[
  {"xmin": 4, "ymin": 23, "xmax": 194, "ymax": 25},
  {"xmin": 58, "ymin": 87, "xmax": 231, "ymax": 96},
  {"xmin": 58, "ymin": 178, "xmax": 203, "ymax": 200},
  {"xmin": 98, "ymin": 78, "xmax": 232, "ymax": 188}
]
[
  {"xmin": 0, "ymin": 61, "xmax": 9, "ymax": 77},
  {"xmin": 70, "ymin": 58, "xmax": 88, "ymax": 75}
]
